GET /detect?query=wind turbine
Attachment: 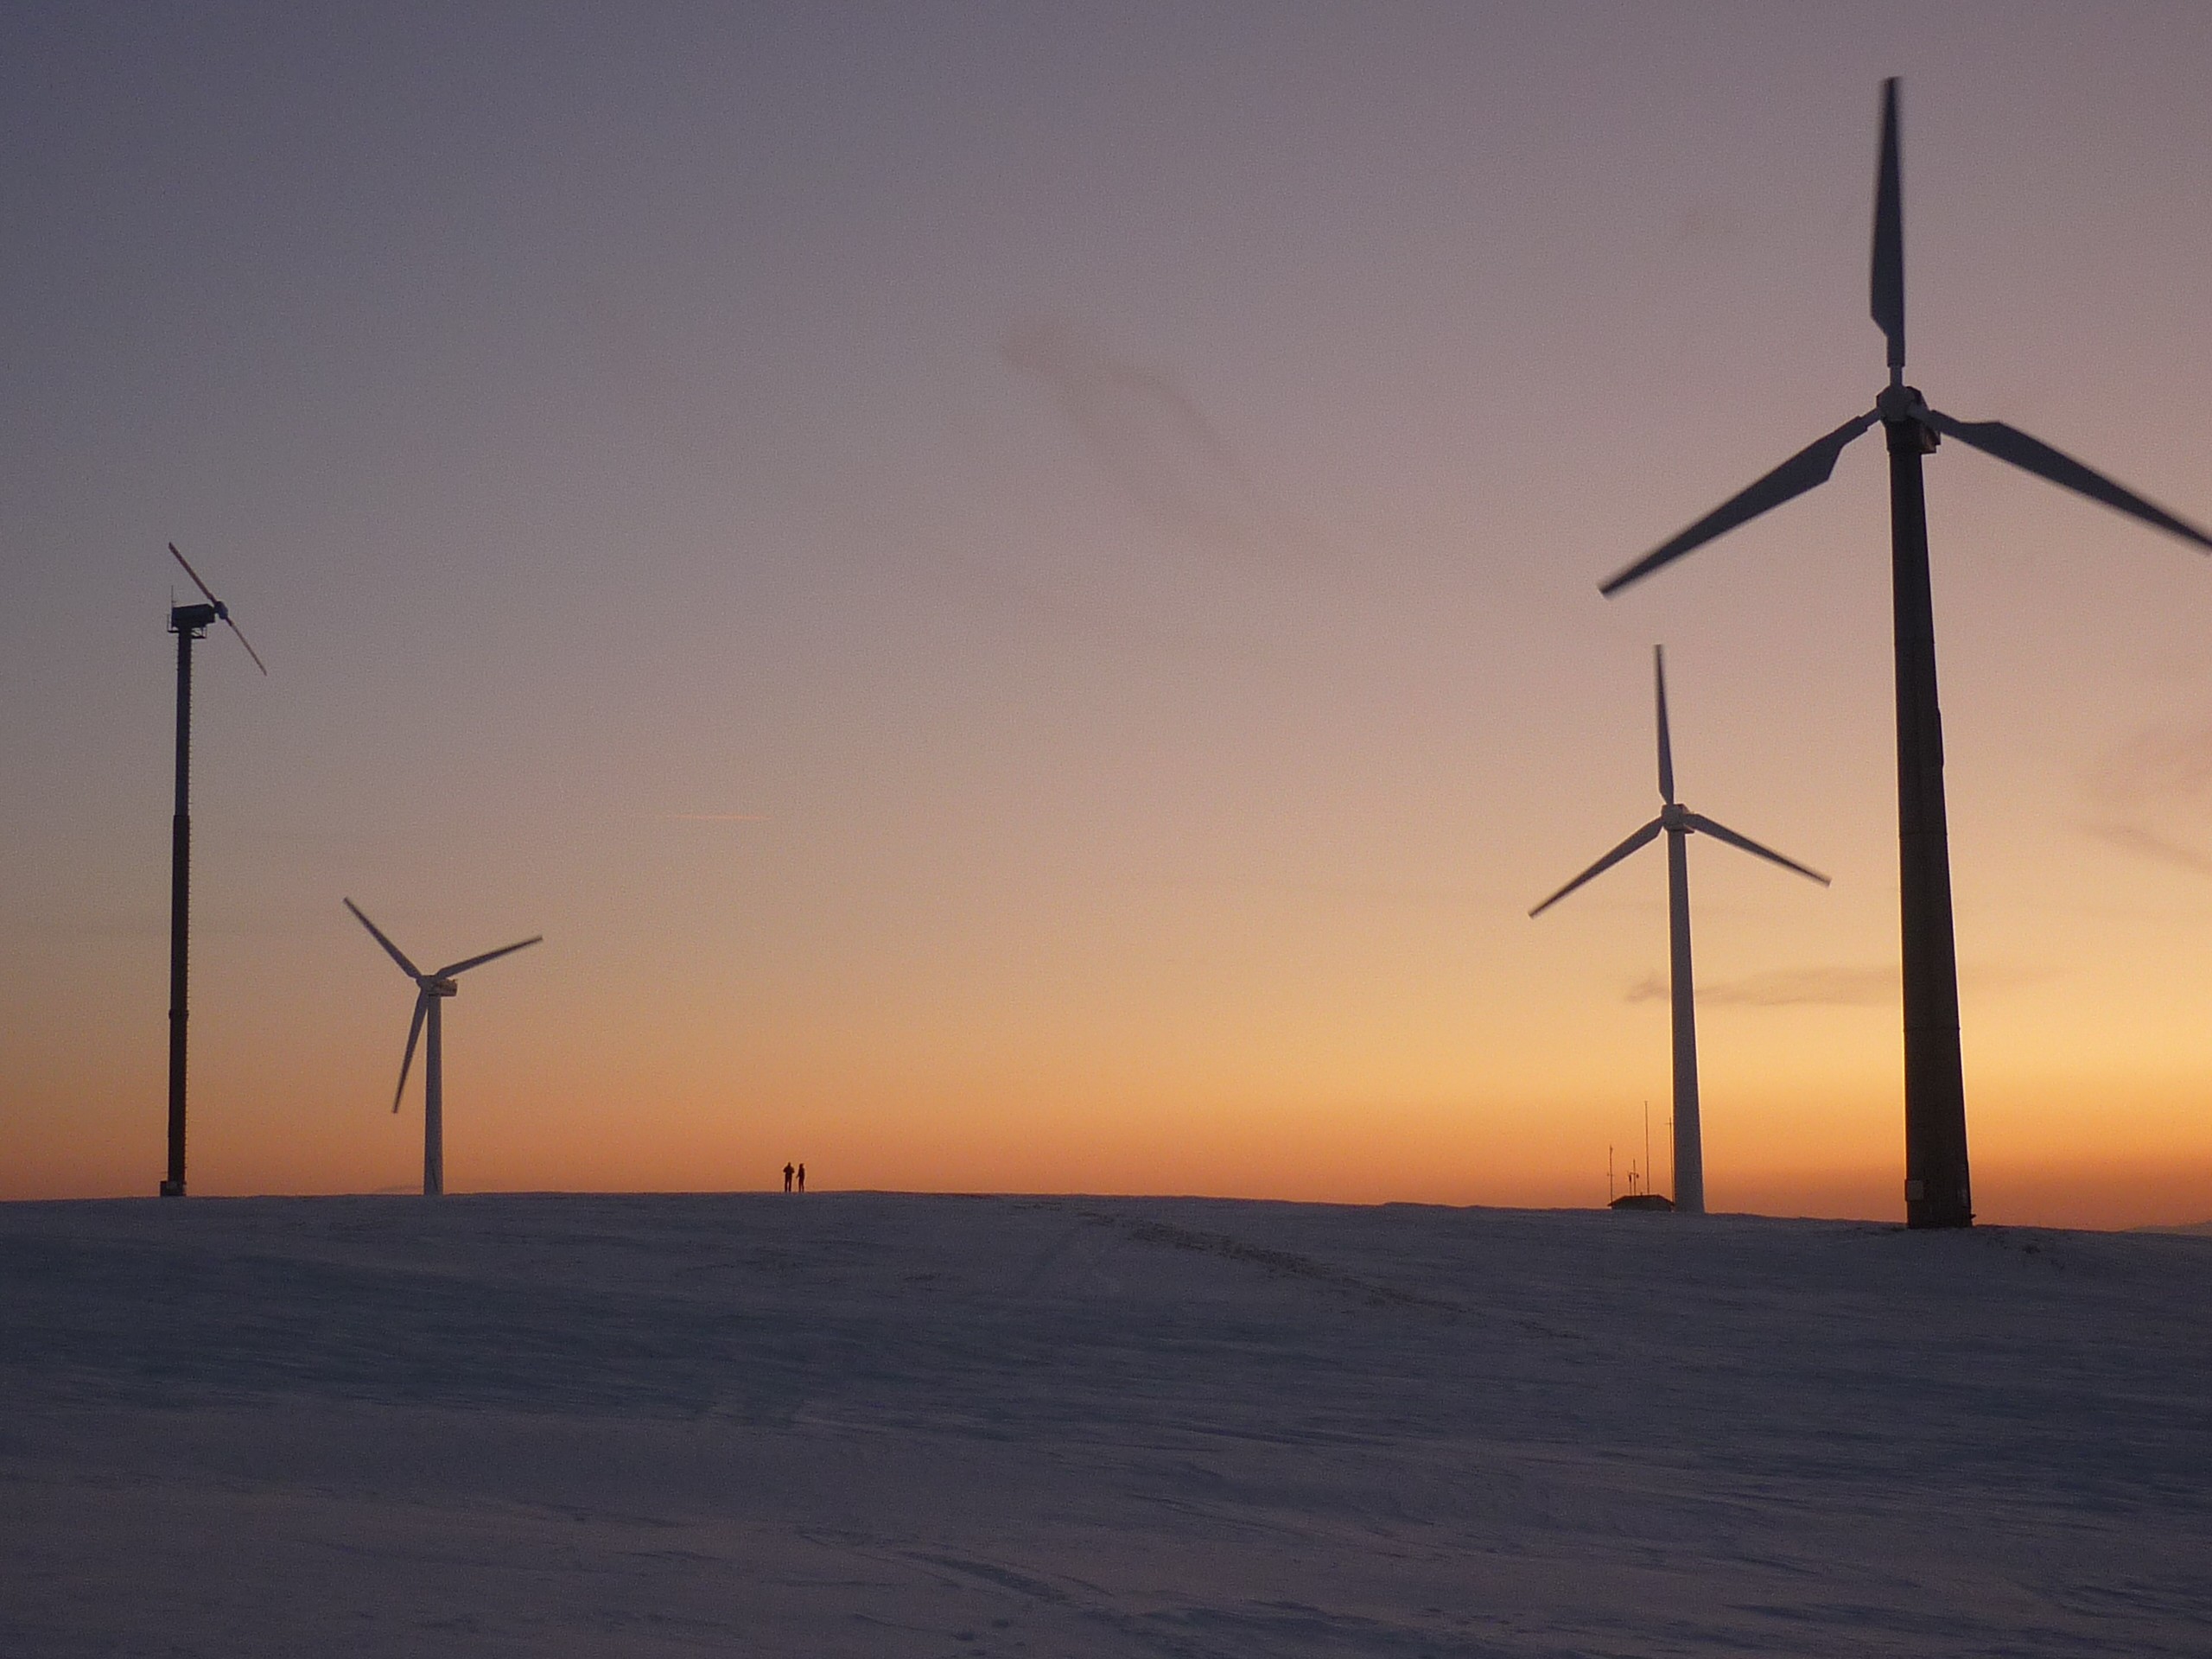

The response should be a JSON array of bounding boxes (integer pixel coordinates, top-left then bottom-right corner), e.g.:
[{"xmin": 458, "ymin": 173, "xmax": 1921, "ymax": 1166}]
[
  {"xmin": 1599, "ymin": 79, "xmax": 2212, "ymax": 1229},
  {"xmin": 1530, "ymin": 646, "xmax": 1828, "ymax": 1215},
  {"xmin": 162, "ymin": 543, "xmax": 267, "ymax": 1198},
  {"xmin": 344, "ymin": 899, "xmax": 541, "ymax": 1196}
]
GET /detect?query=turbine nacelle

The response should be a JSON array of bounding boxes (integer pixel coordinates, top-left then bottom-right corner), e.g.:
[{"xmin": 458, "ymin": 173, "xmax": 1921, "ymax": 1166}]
[
  {"xmin": 1876, "ymin": 384, "xmax": 1941, "ymax": 457},
  {"xmin": 1874, "ymin": 384, "xmax": 1931, "ymax": 426},
  {"xmin": 168, "ymin": 544, "xmax": 267, "ymax": 673}
]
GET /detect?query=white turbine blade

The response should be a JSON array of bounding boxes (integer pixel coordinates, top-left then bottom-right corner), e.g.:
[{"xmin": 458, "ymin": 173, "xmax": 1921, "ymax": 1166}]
[
  {"xmin": 1923, "ymin": 410, "xmax": 2212, "ymax": 552},
  {"xmin": 344, "ymin": 898, "xmax": 423, "ymax": 979},
  {"xmin": 1654, "ymin": 645, "xmax": 1675, "ymax": 804},
  {"xmin": 438, "ymin": 934, "xmax": 543, "ymax": 978},
  {"xmin": 1529, "ymin": 818, "xmax": 1664, "ymax": 918},
  {"xmin": 1682, "ymin": 811, "xmax": 1830, "ymax": 887},
  {"xmin": 1599, "ymin": 411, "xmax": 1879, "ymax": 596},
  {"xmin": 168, "ymin": 542, "xmax": 221, "ymax": 607},
  {"xmin": 394, "ymin": 991, "xmax": 428, "ymax": 1112},
  {"xmin": 223, "ymin": 613, "xmax": 270, "ymax": 676}
]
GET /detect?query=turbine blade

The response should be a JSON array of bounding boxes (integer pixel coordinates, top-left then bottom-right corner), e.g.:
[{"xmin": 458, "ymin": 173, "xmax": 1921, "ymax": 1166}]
[
  {"xmin": 1654, "ymin": 645, "xmax": 1675, "ymax": 804},
  {"xmin": 1529, "ymin": 818, "xmax": 1664, "ymax": 918},
  {"xmin": 224, "ymin": 614, "xmax": 270, "ymax": 676},
  {"xmin": 1599, "ymin": 412, "xmax": 1878, "ymax": 595},
  {"xmin": 1682, "ymin": 811, "xmax": 1831, "ymax": 886},
  {"xmin": 1871, "ymin": 77, "xmax": 1904, "ymax": 372},
  {"xmin": 170, "ymin": 542, "xmax": 266, "ymax": 670},
  {"xmin": 168, "ymin": 543, "xmax": 222, "ymax": 607},
  {"xmin": 438, "ymin": 935, "xmax": 543, "ymax": 977},
  {"xmin": 395, "ymin": 991, "xmax": 428, "ymax": 1111},
  {"xmin": 344, "ymin": 898, "xmax": 423, "ymax": 979},
  {"xmin": 1923, "ymin": 411, "xmax": 2212, "ymax": 552}
]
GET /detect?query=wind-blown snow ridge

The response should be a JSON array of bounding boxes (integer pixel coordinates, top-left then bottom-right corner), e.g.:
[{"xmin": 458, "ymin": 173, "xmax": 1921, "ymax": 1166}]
[{"xmin": 3, "ymin": 1192, "xmax": 2208, "ymax": 1656}]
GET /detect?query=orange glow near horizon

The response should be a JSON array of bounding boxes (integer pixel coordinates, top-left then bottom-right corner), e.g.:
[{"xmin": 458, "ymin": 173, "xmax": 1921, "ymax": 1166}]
[{"xmin": 10, "ymin": 990, "xmax": 2210, "ymax": 1229}]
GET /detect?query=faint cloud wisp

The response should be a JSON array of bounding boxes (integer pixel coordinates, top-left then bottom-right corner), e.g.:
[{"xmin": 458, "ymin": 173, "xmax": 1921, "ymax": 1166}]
[
  {"xmin": 1625, "ymin": 961, "xmax": 2047, "ymax": 1007},
  {"xmin": 2082, "ymin": 820, "xmax": 2212, "ymax": 878},
  {"xmin": 2082, "ymin": 721, "xmax": 2212, "ymax": 877},
  {"xmin": 1001, "ymin": 317, "xmax": 1326, "ymax": 560},
  {"xmin": 1626, "ymin": 966, "xmax": 1898, "ymax": 1007}
]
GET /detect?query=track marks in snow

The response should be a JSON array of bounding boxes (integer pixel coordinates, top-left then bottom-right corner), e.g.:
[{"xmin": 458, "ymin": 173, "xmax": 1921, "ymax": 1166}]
[{"xmin": 1089, "ymin": 1211, "xmax": 1466, "ymax": 1314}]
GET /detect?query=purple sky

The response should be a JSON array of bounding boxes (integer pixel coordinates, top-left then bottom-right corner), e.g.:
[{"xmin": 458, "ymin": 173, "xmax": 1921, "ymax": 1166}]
[{"xmin": 6, "ymin": 3, "xmax": 2212, "ymax": 1217}]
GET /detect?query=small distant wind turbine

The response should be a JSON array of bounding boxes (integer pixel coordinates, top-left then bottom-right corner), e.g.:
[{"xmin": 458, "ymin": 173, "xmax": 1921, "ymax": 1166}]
[
  {"xmin": 162, "ymin": 543, "xmax": 267, "ymax": 1198},
  {"xmin": 1530, "ymin": 647, "xmax": 1828, "ymax": 1215},
  {"xmin": 1599, "ymin": 79, "xmax": 2211, "ymax": 1227},
  {"xmin": 344, "ymin": 899, "xmax": 541, "ymax": 1196}
]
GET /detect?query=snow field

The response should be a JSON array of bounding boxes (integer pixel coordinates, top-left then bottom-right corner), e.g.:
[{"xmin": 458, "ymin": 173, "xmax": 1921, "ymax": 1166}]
[{"xmin": 3, "ymin": 1192, "xmax": 2208, "ymax": 1656}]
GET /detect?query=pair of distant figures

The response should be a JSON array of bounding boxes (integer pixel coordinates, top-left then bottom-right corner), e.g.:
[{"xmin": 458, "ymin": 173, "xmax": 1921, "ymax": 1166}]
[{"xmin": 783, "ymin": 1162, "xmax": 806, "ymax": 1192}]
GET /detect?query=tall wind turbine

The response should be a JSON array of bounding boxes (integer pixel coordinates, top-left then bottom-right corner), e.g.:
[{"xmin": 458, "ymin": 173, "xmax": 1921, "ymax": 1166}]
[
  {"xmin": 1530, "ymin": 647, "xmax": 1828, "ymax": 1215},
  {"xmin": 1599, "ymin": 80, "xmax": 2212, "ymax": 1229},
  {"xmin": 344, "ymin": 899, "xmax": 541, "ymax": 1197},
  {"xmin": 162, "ymin": 543, "xmax": 267, "ymax": 1198}
]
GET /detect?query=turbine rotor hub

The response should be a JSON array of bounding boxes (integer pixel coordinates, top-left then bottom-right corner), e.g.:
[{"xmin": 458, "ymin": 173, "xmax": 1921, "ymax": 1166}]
[
  {"xmin": 1660, "ymin": 802, "xmax": 1688, "ymax": 830},
  {"xmin": 1876, "ymin": 382, "xmax": 1939, "ymax": 444}
]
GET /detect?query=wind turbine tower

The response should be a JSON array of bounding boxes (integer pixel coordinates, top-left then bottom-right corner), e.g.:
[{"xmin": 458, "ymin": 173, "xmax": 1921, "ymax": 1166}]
[
  {"xmin": 1598, "ymin": 80, "xmax": 2210, "ymax": 1227},
  {"xmin": 345, "ymin": 899, "xmax": 541, "ymax": 1196},
  {"xmin": 1531, "ymin": 647, "xmax": 1828, "ymax": 1214},
  {"xmin": 162, "ymin": 544, "xmax": 266, "ymax": 1198}
]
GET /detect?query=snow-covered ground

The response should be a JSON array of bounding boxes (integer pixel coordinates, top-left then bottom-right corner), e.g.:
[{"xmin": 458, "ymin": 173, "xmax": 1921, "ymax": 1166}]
[{"xmin": 3, "ymin": 1193, "xmax": 2208, "ymax": 1656}]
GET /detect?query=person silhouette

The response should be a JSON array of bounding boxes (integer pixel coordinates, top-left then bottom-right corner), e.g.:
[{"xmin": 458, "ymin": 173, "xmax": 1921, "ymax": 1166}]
[
  {"xmin": 797, "ymin": 1163, "xmax": 806, "ymax": 1192},
  {"xmin": 783, "ymin": 1162, "xmax": 794, "ymax": 1192}
]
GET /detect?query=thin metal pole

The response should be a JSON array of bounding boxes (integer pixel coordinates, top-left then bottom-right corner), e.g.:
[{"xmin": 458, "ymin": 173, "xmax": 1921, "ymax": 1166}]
[
  {"xmin": 1887, "ymin": 415, "xmax": 1974, "ymax": 1228},
  {"xmin": 163, "ymin": 624, "xmax": 194, "ymax": 1197}
]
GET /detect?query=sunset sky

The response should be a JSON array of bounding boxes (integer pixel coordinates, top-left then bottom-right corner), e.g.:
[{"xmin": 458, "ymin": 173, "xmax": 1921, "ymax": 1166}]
[{"xmin": 6, "ymin": 3, "xmax": 2212, "ymax": 1224}]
